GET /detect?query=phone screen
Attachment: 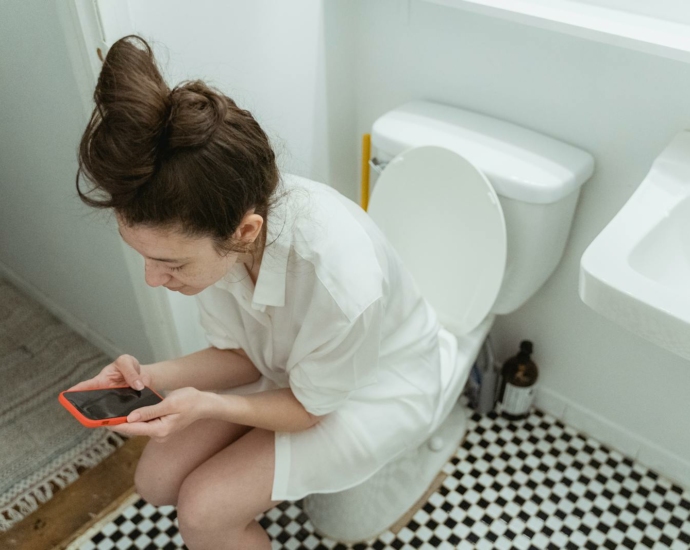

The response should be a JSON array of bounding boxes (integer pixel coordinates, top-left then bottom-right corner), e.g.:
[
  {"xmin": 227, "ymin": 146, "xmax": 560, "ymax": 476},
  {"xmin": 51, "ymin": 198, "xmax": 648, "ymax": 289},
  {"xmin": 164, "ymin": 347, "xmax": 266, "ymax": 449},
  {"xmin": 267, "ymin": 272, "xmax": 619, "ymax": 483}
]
[{"xmin": 63, "ymin": 387, "xmax": 163, "ymax": 420}]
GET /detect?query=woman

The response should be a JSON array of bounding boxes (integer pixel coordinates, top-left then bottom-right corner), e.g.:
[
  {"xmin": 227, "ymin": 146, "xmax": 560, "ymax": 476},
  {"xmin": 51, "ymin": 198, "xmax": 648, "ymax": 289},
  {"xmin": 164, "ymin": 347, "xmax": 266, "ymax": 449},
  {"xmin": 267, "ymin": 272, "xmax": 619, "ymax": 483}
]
[{"xmin": 69, "ymin": 35, "xmax": 452, "ymax": 550}]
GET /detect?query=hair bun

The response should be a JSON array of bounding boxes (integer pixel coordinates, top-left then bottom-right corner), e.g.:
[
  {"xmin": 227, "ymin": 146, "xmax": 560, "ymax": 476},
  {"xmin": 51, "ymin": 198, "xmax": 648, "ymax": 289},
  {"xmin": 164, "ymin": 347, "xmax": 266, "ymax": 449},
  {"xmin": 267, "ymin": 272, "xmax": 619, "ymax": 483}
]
[
  {"xmin": 83, "ymin": 35, "xmax": 170, "ymax": 198},
  {"xmin": 77, "ymin": 34, "xmax": 279, "ymax": 221},
  {"xmin": 164, "ymin": 82, "xmax": 228, "ymax": 150}
]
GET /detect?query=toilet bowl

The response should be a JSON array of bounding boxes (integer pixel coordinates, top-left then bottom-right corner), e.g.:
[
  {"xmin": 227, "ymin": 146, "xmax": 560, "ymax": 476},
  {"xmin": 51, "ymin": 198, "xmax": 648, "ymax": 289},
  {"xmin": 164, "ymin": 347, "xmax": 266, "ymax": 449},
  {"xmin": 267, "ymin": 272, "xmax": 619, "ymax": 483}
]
[{"xmin": 304, "ymin": 101, "xmax": 595, "ymax": 543}]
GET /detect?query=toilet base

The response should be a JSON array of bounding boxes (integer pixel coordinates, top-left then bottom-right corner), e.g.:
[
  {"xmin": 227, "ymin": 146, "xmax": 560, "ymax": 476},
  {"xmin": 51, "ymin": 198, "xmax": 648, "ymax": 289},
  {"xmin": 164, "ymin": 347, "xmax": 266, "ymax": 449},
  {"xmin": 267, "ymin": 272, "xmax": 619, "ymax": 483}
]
[{"xmin": 304, "ymin": 400, "xmax": 469, "ymax": 544}]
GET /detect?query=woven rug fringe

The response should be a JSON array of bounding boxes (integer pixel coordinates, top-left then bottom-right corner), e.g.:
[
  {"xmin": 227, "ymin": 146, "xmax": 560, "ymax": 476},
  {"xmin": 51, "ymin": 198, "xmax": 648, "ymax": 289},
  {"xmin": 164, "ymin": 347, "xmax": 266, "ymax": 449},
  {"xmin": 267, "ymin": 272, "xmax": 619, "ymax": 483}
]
[{"xmin": 0, "ymin": 433, "xmax": 126, "ymax": 531}]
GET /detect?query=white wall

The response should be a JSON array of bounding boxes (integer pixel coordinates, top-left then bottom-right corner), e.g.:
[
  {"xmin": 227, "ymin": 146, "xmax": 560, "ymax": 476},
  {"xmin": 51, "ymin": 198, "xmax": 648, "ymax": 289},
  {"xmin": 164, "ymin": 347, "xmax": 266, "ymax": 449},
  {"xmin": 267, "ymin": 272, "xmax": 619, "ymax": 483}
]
[
  {"xmin": 126, "ymin": 0, "xmax": 357, "ymax": 195},
  {"xmin": 0, "ymin": 0, "xmax": 155, "ymax": 363},
  {"xmin": 352, "ymin": 0, "xmax": 690, "ymax": 483}
]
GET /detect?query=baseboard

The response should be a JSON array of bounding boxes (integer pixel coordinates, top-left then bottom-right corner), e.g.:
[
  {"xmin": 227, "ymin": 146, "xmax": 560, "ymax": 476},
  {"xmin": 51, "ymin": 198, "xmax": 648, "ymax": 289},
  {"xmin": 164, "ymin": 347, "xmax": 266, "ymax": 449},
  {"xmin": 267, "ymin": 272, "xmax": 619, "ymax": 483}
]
[
  {"xmin": 0, "ymin": 260, "xmax": 123, "ymax": 360},
  {"xmin": 536, "ymin": 386, "xmax": 690, "ymax": 489}
]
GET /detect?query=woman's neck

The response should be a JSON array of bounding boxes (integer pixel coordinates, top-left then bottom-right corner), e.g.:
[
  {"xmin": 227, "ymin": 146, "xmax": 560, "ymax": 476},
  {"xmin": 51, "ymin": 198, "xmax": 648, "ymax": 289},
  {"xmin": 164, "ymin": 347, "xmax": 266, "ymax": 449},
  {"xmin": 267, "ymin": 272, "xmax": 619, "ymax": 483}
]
[
  {"xmin": 242, "ymin": 217, "xmax": 268, "ymax": 285},
  {"xmin": 245, "ymin": 255, "xmax": 261, "ymax": 285}
]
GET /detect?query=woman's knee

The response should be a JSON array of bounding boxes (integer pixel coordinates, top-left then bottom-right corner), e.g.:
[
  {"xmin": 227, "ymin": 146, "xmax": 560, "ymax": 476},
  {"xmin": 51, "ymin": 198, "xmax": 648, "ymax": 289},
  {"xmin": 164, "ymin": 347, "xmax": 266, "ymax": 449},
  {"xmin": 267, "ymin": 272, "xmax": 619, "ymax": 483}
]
[
  {"xmin": 176, "ymin": 469, "xmax": 247, "ymax": 532},
  {"xmin": 133, "ymin": 420, "xmax": 252, "ymax": 507},
  {"xmin": 134, "ymin": 443, "xmax": 182, "ymax": 507}
]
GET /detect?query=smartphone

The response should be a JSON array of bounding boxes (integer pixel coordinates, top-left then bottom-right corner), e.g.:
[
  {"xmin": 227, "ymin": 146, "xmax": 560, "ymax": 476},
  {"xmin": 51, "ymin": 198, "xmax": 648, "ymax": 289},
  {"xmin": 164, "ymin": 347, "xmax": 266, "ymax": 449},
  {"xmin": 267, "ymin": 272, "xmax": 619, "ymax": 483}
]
[{"xmin": 58, "ymin": 386, "xmax": 164, "ymax": 428}]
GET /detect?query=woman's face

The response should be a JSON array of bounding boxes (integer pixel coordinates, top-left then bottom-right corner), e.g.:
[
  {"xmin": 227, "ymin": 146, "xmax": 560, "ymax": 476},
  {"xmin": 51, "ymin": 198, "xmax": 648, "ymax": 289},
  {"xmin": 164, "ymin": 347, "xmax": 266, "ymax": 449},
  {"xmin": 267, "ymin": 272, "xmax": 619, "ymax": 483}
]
[{"xmin": 117, "ymin": 214, "xmax": 262, "ymax": 296}]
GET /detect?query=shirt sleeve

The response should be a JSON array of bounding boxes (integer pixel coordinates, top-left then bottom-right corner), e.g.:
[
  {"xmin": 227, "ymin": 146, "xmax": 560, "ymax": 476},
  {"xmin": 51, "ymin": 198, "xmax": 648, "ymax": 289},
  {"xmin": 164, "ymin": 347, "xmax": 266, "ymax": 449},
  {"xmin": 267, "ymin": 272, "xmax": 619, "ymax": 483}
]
[
  {"xmin": 287, "ymin": 298, "xmax": 384, "ymax": 417},
  {"xmin": 196, "ymin": 298, "xmax": 241, "ymax": 350}
]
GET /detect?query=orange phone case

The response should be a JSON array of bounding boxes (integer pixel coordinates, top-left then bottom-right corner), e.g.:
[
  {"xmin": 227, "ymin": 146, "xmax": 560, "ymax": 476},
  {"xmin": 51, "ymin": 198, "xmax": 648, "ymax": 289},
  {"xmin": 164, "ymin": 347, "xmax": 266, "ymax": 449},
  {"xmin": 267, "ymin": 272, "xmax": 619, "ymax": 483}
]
[{"xmin": 58, "ymin": 385, "xmax": 164, "ymax": 428}]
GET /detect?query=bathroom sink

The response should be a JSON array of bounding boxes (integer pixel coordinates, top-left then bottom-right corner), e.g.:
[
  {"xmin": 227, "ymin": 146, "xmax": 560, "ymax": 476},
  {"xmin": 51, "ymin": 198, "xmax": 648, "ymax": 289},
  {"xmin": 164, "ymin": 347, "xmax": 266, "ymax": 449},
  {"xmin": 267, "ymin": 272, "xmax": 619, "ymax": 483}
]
[
  {"xmin": 580, "ymin": 130, "xmax": 690, "ymax": 360},
  {"xmin": 629, "ymin": 194, "xmax": 690, "ymax": 288}
]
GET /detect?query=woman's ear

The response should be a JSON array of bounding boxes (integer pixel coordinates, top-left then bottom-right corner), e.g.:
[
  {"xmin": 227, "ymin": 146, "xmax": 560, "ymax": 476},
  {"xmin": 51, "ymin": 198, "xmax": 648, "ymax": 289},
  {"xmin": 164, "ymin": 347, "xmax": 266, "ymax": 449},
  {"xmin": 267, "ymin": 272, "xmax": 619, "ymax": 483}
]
[{"xmin": 234, "ymin": 212, "xmax": 264, "ymax": 244}]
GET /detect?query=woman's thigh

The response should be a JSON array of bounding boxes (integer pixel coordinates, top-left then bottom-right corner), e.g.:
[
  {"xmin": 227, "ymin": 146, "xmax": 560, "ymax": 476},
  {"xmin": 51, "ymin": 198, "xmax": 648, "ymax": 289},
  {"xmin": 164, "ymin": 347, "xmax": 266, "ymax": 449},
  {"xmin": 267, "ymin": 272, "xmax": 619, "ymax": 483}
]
[
  {"xmin": 176, "ymin": 427, "xmax": 281, "ymax": 533},
  {"xmin": 134, "ymin": 417, "xmax": 252, "ymax": 506}
]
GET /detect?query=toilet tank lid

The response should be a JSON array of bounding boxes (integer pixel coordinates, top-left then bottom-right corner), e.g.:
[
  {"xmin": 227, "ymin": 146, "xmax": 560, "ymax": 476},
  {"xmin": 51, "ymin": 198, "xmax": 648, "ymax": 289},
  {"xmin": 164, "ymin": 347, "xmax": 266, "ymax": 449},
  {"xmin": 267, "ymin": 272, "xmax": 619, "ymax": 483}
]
[{"xmin": 371, "ymin": 101, "xmax": 595, "ymax": 204}]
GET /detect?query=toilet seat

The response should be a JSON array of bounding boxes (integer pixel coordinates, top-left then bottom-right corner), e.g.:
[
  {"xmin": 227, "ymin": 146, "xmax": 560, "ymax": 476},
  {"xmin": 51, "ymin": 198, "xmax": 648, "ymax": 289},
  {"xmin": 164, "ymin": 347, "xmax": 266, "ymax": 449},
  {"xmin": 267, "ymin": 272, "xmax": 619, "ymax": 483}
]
[{"xmin": 367, "ymin": 145, "xmax": 507, "ymax": 335}]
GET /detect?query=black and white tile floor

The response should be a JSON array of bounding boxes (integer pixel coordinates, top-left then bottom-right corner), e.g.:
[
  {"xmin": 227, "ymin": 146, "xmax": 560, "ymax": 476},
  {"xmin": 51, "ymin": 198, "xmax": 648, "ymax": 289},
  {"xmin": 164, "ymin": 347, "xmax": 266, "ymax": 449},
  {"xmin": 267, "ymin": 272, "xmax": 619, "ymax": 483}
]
[{"xmin": 71, "ymin": 408, "xmax": 690, "ymax": 549}]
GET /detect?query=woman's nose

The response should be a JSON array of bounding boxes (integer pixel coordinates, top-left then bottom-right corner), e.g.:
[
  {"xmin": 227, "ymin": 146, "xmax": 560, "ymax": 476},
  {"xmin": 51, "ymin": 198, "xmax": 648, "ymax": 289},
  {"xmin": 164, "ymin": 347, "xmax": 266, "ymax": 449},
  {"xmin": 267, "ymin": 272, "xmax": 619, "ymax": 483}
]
[{"xmin": 144, "ymin": 262, "xmax": 170, "ymax": 288}]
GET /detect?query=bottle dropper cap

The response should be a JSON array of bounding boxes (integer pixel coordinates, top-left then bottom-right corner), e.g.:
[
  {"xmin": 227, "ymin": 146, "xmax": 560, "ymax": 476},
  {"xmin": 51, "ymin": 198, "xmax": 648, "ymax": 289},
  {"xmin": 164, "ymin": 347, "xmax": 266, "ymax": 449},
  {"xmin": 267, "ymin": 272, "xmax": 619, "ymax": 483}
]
[{"xmin": 519, "ymin": 340, "xmax": 533, "ymax": 355}]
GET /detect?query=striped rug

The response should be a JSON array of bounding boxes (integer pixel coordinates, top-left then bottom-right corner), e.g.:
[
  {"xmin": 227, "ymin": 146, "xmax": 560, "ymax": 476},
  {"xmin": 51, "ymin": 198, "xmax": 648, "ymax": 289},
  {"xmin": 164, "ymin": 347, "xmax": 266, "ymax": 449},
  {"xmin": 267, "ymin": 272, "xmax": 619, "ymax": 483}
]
[{"xmin": 0, "ymin": 278, "xmax": 127, "ymax": 531}]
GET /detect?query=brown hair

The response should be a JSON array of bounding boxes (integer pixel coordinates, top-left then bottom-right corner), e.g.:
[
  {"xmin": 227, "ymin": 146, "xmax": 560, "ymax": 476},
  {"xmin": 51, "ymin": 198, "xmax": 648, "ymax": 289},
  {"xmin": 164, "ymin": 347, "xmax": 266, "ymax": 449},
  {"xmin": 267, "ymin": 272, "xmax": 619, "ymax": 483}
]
[{"xmin": 76, "ymin": 35, "xmax": 280, "ymax": 255}]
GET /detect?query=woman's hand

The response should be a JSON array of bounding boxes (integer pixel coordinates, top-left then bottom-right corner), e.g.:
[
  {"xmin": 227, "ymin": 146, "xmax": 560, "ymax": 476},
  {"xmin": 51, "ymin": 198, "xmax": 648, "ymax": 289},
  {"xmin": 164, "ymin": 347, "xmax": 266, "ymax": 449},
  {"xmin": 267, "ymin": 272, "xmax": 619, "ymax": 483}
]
[
  {"xmin": 67, "ymin": 354, "xmax": 153, "ymax": 392},
  {"xmin": 106, "ymin": 387, "xmax": 207, "ymax": 443}
]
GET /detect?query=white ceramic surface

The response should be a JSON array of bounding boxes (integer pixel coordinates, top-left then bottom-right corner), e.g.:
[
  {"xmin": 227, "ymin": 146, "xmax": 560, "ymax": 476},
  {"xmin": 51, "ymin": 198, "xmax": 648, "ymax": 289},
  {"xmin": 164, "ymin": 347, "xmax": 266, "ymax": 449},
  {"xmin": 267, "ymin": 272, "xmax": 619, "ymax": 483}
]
[
  {"xmin": 368, "ymin": 146, "xmax": 507, "ymax": 335},
  {"xmin": 372, "ymin": 100, "xmax": 594, "ymax": 204},
  {"xmin": 580, "ymin": 130, "xmax": 690, "ymax": 360},
  {"xmin": 370, "ymin": 101, "xmax": 594, "ymax": 316}
]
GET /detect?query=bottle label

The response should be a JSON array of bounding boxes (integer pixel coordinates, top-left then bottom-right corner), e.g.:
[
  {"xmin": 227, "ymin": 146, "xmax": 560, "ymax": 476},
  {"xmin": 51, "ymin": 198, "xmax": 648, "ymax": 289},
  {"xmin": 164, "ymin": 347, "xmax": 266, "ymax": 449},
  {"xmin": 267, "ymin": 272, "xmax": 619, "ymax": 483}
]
[{"xmin": 502, "ymin": 382, "xmax": 536, "ymax": 415}]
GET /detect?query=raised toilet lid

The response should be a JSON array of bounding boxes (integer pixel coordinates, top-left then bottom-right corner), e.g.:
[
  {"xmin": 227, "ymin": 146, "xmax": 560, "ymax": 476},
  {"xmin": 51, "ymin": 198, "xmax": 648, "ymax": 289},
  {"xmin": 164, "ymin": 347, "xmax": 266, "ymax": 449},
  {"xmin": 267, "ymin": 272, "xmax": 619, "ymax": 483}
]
[{"xmin": 367, "ymin": 145, "xmax": 507, "ymax": 335}]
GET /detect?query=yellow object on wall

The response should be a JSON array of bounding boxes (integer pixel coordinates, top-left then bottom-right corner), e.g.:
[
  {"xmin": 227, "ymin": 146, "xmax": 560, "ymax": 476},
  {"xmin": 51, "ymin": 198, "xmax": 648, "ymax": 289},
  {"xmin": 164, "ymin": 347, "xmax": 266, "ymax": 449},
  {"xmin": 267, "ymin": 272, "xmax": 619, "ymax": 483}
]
[{"xmin": 361, "ymin": 133, "xmax": 371, "ymax": 211}]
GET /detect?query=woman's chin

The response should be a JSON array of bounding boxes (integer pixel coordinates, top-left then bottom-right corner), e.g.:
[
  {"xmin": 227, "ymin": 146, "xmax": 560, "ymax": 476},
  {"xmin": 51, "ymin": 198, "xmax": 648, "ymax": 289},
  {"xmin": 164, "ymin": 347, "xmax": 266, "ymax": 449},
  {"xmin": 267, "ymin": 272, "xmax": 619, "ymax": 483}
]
[
  {"xmin": 166, "ymin": 285, "xmax": 186, "ymax": 293},
  {"xmin": 173, "ymin": 286, "xmax": 202, "ymax": 296}
]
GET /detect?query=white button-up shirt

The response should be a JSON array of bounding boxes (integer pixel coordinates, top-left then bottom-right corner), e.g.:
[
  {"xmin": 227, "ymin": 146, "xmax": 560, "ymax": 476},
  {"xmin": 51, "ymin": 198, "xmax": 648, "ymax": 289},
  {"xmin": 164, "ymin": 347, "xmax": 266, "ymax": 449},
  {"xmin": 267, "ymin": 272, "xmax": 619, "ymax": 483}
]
[{"xmin": 195, "ymin": 174, "xmax": 453, "ymax": 499}]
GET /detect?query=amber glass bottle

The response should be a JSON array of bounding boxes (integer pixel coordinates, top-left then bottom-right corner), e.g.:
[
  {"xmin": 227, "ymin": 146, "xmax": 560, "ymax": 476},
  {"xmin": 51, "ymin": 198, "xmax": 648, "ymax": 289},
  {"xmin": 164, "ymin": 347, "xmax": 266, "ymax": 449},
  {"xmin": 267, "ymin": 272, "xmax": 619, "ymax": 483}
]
[{"xmin": 498, "ymin": 340, "xmax": 538, "ymax": 421}]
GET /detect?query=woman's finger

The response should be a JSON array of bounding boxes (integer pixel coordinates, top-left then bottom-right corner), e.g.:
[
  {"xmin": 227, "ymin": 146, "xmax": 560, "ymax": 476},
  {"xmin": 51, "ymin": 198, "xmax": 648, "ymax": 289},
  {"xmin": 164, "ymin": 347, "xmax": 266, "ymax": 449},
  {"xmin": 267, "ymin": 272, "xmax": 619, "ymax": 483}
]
[
  {"xmin": 66, "ymin": 378, "xmax": 104, "ymax": 392},
  {"xmin": 115, "ymin": 355, "xmax": 145, "ymax": 390}
]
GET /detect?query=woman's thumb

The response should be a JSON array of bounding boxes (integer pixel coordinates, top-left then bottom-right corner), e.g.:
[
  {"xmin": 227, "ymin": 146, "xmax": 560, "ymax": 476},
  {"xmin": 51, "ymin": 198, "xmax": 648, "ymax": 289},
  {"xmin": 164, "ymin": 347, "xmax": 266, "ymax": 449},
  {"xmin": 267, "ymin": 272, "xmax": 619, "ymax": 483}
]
[{"xmin": 128, "ymin": 402, "xmax": 163, "ymax": 422}]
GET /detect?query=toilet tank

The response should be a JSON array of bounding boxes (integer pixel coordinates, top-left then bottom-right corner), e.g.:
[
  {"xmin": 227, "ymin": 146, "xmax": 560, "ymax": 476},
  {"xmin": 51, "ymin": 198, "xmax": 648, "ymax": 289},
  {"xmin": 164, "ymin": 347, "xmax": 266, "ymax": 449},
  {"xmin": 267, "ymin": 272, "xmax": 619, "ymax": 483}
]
[{"xmin": 370, "ymin": 101, "xmax": 594, "ymax": 314}]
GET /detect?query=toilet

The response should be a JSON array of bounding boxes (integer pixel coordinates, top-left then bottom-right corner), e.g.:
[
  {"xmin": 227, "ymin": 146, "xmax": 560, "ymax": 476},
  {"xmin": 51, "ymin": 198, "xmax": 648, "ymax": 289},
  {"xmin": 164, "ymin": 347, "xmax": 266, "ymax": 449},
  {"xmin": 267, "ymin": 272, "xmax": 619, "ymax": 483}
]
[{"xmin": 304, "ymin": 100, "xmax": 595, "ymax": 543}]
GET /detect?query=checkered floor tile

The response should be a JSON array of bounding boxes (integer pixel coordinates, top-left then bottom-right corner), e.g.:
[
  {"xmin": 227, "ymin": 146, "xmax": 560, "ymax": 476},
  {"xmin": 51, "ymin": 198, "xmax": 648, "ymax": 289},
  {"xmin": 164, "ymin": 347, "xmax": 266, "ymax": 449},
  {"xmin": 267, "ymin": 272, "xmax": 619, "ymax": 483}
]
[{"xmin": 70, "ymin": 408, "xmax": 690, "ymax": 549}]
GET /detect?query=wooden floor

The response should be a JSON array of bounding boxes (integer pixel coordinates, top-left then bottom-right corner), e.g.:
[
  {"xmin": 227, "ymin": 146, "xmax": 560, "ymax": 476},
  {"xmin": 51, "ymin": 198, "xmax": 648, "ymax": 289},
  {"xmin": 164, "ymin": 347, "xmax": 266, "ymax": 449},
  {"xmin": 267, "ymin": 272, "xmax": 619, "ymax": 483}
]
[{"xmin": 0, "ymin": 436, "xmax": 147, "ymax": 550}]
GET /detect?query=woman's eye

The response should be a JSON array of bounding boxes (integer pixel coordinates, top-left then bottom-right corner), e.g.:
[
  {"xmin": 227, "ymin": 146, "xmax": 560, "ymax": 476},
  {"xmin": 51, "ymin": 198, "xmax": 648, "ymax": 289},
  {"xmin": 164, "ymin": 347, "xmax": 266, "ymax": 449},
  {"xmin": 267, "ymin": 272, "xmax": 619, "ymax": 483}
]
[{"xmin": 169, "ymin": 265, "xmax": 184, "ymax": 272}]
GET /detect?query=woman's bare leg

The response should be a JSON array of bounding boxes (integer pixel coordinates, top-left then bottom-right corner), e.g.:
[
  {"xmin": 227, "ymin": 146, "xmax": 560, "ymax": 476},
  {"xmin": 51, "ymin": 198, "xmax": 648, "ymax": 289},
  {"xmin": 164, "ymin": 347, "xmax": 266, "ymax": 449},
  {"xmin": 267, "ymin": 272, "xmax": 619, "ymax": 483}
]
[
  {"xmin": 176, "ymin": 428, "xmax": 281, "ymax": 550},
  {"xmin": 133, "ymin": 418, "xmax": 252, "ymax": 506}
]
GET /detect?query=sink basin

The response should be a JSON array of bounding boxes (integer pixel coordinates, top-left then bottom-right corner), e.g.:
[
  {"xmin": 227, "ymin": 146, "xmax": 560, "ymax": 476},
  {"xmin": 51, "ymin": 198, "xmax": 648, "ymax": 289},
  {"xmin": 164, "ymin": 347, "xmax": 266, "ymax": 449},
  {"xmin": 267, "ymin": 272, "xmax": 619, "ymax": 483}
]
[
  {"xmin": 580, "ymin": 130, "xmax": 690, "ymax": 360},
  {"xmin": 629, "ymin": 194, "xmax": 690, "ymax": 288}
]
